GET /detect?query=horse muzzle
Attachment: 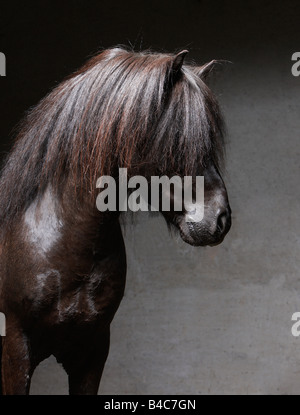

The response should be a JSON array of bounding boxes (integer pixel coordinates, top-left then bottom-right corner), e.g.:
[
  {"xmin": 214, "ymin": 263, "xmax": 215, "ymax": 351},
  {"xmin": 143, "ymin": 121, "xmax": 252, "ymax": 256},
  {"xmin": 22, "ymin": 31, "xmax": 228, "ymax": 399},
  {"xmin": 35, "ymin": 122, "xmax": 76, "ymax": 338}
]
[{"xmin": 179, "ymin": 205, "xmax": 232, "ymax": 247}]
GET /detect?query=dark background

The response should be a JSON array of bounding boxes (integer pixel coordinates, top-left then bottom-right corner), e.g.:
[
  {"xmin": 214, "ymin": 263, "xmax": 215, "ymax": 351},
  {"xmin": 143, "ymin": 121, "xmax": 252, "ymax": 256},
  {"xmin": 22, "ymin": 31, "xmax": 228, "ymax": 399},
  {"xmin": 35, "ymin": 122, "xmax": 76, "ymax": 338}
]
[{"xmin": 0, "ymin": 0, "xmax": 299, "ymax": 153}]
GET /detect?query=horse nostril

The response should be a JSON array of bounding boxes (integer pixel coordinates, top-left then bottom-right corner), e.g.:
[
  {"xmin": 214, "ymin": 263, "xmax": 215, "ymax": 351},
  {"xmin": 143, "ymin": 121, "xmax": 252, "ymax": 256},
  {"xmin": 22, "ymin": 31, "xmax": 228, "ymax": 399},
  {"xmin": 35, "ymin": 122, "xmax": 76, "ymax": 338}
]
[{"xmin": 216, "ymin": 208, "xmax": 230, "ymax": 234}]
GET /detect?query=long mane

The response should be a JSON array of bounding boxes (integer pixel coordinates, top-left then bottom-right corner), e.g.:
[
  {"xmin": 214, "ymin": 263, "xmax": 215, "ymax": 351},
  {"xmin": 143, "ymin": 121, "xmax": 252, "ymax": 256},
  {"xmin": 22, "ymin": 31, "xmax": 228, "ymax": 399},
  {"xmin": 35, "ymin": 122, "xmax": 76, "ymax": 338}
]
[{"xmin": 0, "ymin": 47, "xmax": 225, "ymax": 229}]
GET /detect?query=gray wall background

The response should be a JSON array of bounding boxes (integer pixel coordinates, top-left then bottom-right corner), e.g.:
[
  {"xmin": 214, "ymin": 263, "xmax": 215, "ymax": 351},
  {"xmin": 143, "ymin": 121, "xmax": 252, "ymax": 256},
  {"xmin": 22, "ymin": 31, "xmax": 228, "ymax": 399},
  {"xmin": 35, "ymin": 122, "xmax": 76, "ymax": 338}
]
[{"xmin": 1, "ymin": 0, "xmax": 300, "ymax": 395}]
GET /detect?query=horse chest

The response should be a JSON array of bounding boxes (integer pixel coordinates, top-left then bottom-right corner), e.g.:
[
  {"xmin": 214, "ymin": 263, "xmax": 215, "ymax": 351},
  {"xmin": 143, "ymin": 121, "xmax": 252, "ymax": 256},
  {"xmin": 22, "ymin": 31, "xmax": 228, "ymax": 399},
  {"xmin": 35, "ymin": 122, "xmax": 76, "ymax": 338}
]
[
  {"xmin": 20, "ymin": 191, "xmax": 126, "ymax": 326},
  {"xmin": 30, "ymin": 268, "xmax": 122, "ymax": 326}
]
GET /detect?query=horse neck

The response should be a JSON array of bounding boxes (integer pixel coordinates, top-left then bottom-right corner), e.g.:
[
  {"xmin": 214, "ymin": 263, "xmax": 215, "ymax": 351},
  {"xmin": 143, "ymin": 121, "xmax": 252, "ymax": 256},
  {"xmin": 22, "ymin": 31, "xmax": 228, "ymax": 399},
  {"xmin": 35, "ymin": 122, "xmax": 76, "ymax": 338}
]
[{"xmin": 27, "ymin": 183, "xmax": 119, "ymax": 249}]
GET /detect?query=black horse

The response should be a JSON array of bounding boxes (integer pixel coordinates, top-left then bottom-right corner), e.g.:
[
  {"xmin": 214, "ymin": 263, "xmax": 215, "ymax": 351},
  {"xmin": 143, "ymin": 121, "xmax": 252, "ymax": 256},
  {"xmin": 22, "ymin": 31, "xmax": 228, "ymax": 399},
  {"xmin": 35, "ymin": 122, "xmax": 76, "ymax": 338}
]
[{"xmin": 0, "ymin": 48, "xmax": 231, "ymax": 394}]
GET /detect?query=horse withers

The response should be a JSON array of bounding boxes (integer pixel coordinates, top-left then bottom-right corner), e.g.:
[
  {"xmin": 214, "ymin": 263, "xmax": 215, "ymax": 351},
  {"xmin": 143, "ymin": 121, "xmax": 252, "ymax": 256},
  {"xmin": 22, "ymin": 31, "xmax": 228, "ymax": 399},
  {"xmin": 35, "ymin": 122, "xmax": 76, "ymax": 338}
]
[{"xmin": 0, "ymin": 48, "xmax": 231, "ymax": 394}]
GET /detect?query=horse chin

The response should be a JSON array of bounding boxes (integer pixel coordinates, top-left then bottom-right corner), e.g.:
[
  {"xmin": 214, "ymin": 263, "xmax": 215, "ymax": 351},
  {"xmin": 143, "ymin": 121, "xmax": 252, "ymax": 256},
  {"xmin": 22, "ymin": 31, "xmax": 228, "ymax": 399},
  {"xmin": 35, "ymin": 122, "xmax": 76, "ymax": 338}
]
[
  {"xmin": 179, "ymin": 230, "xmax": 213, "ymax": 247},
  {"xmin": 179, "ymin": 231, "xmax": 207, "ymax": 247},
  {"xmin": 178, "ymin": 222, "xmax": 225, "ymax": 247}
]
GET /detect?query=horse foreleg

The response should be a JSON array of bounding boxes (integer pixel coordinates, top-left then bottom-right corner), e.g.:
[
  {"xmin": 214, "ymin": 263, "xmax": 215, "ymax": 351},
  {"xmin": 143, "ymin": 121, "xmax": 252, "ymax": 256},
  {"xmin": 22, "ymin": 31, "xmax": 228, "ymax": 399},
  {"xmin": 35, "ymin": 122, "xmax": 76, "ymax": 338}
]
[
  {"xmin": 1, "ymin": 325, "xmax": 32, "ymax": 395},
  {"xmin": 65, "ymin": 329, "xmax": 110, "ymax": 395}
]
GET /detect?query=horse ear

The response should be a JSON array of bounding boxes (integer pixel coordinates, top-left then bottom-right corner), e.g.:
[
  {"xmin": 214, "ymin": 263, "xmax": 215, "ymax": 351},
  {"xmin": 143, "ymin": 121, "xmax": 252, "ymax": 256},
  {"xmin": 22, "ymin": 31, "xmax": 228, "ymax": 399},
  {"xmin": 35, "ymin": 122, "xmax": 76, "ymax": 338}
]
[
  {"xmin": 171, "ymin": 50, "xmax": 189, "ymax": 75},
  {"xmin": 196, "ymin": 60, "xmax": 218, "ymax": 81},
  {"xmin": 164, "ymin": 50, "xmax": 188, "ymax": 91}
]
